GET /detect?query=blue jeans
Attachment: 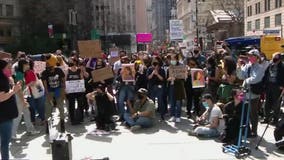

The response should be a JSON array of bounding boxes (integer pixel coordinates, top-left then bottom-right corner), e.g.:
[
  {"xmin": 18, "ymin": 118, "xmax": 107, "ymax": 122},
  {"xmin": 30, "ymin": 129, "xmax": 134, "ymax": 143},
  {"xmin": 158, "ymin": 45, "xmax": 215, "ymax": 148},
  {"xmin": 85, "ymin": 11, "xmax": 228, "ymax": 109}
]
[
  {"xmin": 194, "ymin": 126, "xmax": 220, "ymax": 138},
  {"xmin": 169, "ymin": 85, "xmax": 182, "ymax": 118},
  {"xmin": 27, "ymin": 96, "xmax": 45, "ymax": 122},
  {"xmin": 0, "ymin": 120, "xmax": 13, "ymax": 160},
  {"xmin": 118, "ymin": 85, "xmax": 134, "ymax": 117},
  {"xmin": 149, "ymin": 85, "xmax": 166, "ymax": 116},
  {"xmin": 123, "ymin": 113, "xmax": 154, "ymax": 128}
]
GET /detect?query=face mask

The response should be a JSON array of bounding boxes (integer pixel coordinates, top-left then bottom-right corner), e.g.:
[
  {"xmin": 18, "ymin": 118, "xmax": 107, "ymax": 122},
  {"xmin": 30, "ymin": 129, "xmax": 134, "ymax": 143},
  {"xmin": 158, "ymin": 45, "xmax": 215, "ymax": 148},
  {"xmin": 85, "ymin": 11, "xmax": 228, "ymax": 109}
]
[
  {"xmin": 194, "ymin": 50, "xmax": 199, "ymax": 54},
  {"xmin": 248, "ymin": 56, "xmax": 257, "ymax": 64},
  {"xmin": 170, "ymin": 60, "xmax": 177, "ymax": 66},
  {"xmin": 137, "ymin": 94, "xmax": 144, "ymax": 100},
  {"xmin": 69, "ymin": 63, "xmax": 75, "ymax": 67},
  {"xmin": 202, "ymin": 101, "xmax": 209, "ymax": 109},
  {"xmin": 3, "ymin": 68, "xmax": 12, "ymax": 78},
  {"xmin": 273, "ymin": 58, "xmax": 280, "ymax": 63},
  {"xmin": 237, "ymin": 95, "xmax": 244, "ymax": 101}
]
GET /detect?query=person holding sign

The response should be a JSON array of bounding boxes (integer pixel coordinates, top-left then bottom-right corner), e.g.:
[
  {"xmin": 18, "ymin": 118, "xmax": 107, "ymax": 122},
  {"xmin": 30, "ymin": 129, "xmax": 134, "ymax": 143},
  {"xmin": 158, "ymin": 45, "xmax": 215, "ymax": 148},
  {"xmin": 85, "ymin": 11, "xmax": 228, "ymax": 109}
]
[
  {"xmin": 167, "ymin": 54, "xmax": 186, "ymax": 123},
  {"xmin": 65, "ymin": 57, "xmax": 85, "ymax": 125}
]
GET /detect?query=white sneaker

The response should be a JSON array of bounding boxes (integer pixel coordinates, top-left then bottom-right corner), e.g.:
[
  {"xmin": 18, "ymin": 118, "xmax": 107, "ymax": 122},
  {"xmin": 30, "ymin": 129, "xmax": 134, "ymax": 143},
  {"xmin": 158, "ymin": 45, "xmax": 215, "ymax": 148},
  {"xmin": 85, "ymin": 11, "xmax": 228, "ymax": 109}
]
[
  {"xmin": 175, "ymin": 118, "xmax": 181, "ymax": 123},
  {"xmin": 168, "ymin": 116, "xmax": 176, "ymax": 122}
]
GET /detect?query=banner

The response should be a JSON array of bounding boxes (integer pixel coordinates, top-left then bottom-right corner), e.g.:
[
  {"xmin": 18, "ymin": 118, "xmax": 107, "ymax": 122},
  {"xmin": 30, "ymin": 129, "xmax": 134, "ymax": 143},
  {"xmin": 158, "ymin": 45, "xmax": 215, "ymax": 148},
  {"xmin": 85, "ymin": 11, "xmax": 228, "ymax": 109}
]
[
  {"xmin": 136, "ymin": 33, "xmax": 152, "ymax": 44},
  {"xmin": 191, "ymin": 68, "xmax": 205, "ymax": 88},
  {"xmin": 92, "ymin": 66, "xmax": 114, "ymax": 82},
  {"xmin": 169, "ymin": 20, "xmax": 183, "ymax": 41},
  {"xmin": 121, "ymin": 64, "xmax": 136, "ymax": 82},
  {"xmin": 168, "ymin": 65, "xmax": 187, "ymax": 79},
  {"xmin": 78, "ymin": 40, "xmax": 102, "ymax": 58},
  {"xmin": 34, "ymin": 61, "xmax": 46, "ymax": 74},
  {"xmin": 65, "ymin": 79, "xmax": 85, "ymax": 93}
]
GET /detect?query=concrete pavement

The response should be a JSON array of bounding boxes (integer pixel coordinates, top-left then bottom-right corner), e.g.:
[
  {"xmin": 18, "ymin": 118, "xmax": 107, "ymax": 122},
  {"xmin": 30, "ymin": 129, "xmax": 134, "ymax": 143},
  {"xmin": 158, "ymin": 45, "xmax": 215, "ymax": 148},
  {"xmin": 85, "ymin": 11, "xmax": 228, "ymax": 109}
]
[{"xmin": 8, "ymin": 115, "xmax": 284, "ymax": 160}]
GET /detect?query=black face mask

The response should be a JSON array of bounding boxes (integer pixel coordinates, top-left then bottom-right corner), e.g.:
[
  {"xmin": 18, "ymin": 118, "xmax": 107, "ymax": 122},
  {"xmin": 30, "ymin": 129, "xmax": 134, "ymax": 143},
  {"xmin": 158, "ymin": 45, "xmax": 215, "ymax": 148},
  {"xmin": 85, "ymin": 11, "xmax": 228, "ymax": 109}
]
[
  {"xmin": 273, "ymin": 58, "xmax": 280, "ymax": 63},
  {"xmin": 69, "ymin": 63, "xmax": 75, "ymax": 67},
  {"xmin": 137, "ymin": 94, "xmax": 144, "ymax": 100}
]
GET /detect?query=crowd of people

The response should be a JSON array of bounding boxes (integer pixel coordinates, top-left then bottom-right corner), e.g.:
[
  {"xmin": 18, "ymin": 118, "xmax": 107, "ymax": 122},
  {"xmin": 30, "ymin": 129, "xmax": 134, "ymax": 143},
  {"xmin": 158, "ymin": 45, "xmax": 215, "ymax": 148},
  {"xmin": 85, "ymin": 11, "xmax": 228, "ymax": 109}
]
[{"xmin": 1, "ymin": 45, "xmax": 284, "ymax": 159}]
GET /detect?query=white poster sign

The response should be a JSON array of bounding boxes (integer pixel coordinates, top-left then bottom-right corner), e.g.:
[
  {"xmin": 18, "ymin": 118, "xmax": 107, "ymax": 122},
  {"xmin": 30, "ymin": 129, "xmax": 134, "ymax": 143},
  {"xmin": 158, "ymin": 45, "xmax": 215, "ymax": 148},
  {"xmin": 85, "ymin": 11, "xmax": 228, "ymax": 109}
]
[
  {"xmin": 65, "ymin": 79, "xmax": 85, "ymax": 94},
  {"xmin": 169, "ymin": 20, "xmax": 183, "ymax": 41}
]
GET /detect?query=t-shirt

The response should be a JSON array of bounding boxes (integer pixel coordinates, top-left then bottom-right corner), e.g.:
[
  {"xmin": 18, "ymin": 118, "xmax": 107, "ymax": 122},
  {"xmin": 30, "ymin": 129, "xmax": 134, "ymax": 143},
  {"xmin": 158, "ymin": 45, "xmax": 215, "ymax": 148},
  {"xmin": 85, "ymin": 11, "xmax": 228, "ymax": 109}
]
[
  {"xmin": 0, "ymin": 75, "xmax": 18, "ymax": 123},
  {"xmin": 134, "ymin": 98, "xmax": 155, "ymax": 119},
  {"xmin": 146, "ymin": 67, "xmax": 166, "ymax": 86},
  {"xmin": 66, "ymin": 68, "xmax": 81, "ymax": 81},
  {"xmin": 268, "ymin": 64, "xmax": 278, "ymax": 83},
  {"xmin": 41, "ymin": 67, "xmax": 65, "ymax": 90},
  {"xmin": 209, "ymin": 105, "xmax": 225, "ymax": 133}
]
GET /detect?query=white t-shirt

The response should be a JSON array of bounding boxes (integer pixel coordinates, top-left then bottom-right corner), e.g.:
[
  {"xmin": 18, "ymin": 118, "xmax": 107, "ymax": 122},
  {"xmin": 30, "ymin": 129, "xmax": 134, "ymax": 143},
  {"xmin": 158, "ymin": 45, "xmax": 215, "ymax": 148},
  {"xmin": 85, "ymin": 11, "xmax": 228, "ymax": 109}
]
[{"xmin": 209, "ymin": 105, "xmax": 225, "ymax": 133}]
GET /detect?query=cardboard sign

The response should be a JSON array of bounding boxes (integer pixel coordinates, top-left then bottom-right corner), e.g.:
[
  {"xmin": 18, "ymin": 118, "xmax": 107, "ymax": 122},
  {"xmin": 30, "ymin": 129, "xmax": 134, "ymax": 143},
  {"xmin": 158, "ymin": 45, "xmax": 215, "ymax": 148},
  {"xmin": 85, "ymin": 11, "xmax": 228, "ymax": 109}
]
[
  {"xmin": 191, "ymin": 68, "xmax": 205, "ymax": 88},
  {"xmin": 92, "ymin": 66, "xmax": 114, "ymax": 82},
  {"xmin": 78, "ymin": 40, "xmax": 102, "ymax": 58},
  {"xmin": 0, "ymin": 51, "xmax": 12, "ymax": 59},
  {"xmin": 65, "ymin": 79, "xmax": 86, "ymax": 93},
  {"xmin": 121, "ymin": 64, "xmax": 136, "ymax": 82},
  {"xmin": 169, "ymin": 65, "xmax": 187, "ymax": 79},
  {"xmin": 34, "ymin": 61, "xmax": 46, "ymax": 74}
]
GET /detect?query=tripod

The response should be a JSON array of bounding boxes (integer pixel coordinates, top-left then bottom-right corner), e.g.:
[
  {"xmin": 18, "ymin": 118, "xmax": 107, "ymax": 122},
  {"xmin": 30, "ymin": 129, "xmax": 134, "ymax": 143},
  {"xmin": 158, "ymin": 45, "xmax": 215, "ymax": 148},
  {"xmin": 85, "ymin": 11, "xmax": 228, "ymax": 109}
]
[{"xmin": 255, "ymin": 111, "xmax": 274, "ymax": 150}]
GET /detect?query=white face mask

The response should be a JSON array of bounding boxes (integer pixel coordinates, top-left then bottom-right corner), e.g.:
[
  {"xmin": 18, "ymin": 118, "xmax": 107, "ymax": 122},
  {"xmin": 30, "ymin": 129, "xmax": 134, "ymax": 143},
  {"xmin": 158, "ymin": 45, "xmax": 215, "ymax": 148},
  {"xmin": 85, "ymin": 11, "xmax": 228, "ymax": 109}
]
[{"xmin": 170, "ymin": 60, "xmax": 177, "ymax": 66}]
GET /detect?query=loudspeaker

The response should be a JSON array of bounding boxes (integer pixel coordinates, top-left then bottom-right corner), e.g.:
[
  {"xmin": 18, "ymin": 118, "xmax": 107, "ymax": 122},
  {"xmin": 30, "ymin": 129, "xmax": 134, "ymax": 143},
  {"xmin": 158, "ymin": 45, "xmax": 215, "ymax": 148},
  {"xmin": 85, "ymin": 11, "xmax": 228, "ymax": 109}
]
[{"xmin": 51, "ymin": 134, "xmax": 73, "ymax": 160}]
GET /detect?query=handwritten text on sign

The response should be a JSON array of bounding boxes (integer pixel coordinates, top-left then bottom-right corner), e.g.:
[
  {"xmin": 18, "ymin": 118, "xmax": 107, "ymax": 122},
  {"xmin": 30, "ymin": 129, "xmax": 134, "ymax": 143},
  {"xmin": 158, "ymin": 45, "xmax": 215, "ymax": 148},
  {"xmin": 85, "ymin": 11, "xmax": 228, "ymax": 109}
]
[
  {"xmin": 65, "ymin": 80, "xmax": 85, "ymax": 94},
  {"xmin": 169, "ymin": 65, "xmax": 187, "ymax": 79}
]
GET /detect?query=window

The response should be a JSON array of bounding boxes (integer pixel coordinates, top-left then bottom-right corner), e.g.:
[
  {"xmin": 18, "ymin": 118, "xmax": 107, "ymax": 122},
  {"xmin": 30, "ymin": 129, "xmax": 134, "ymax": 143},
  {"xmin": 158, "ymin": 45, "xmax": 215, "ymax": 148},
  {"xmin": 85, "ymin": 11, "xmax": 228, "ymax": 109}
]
[
  {"xmin": 247, "ymin": 5, "xmax": 252, "ymax": 17},
  {"xmin": 265, "ymin": 0, "xmax": 271, "ymax": 11},
  {"xmin": 255, "ymin": 2, "xmax": 261, "ymax": 14},
  {"xmin": 6, "ymin": 5, "xmax": 14, "ymax": 16},
  {"xmin": 255, "ymin": 19, "xmax": 260, "ymax": 30},
  {"xmin": 6, "ymin": 29, "xmax": 12, "ymax": 37},
  {"xmin": 275, "ymin": 14, "xmax": 282, "ymax": 26},
  {"xmin": 264, "ymin": 16, "xmax": 270, "ymax": 28},
  {"xmin": 247, "ymin": 21, "xmax": 252, "ymax": 31},
  {"xmin": 275, "ymin": 0, "xmax": 282, "ymax": 8}
]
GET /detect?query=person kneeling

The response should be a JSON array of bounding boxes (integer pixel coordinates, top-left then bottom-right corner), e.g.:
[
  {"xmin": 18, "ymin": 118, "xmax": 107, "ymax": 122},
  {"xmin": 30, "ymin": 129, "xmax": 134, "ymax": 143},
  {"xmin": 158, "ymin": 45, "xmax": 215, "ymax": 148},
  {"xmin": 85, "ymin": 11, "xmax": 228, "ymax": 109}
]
[
  {"xmin": 86, "ymin": 84, "xmax": 116, "ymax": 131},
  {"xmin": 124, "ymin": 88, "xmax": 155, "ymax": 132},
  {"xmin": 189, "ymin": 94, "xmax": 225, "ymax": 138}
]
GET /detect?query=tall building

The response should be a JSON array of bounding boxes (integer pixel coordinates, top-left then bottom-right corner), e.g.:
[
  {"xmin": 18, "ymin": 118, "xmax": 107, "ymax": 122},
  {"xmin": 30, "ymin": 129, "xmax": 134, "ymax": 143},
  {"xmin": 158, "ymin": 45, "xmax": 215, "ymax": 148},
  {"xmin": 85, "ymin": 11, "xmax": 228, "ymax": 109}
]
[
  {"xmin": 152, "ymin": 0, "xmax": 176, "ymax": 42},
  {"xmin": 244, "ymin": 0, "xmax": 284, "ymax": 37},
  {"xmin": 135, "ymin": 0, "xmax": 152, "ymax": 33},
  {"xmin": 0, "ymin": 0, "xmax": 20, "ymax": 48}
]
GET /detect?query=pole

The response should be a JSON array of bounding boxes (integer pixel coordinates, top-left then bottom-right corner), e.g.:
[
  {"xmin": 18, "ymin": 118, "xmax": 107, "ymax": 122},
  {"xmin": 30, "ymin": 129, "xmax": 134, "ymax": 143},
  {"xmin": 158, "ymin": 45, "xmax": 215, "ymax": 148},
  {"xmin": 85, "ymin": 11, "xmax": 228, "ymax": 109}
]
[{"xmin": 196, "ymin": 0, "xmax": 199, "ymax": 47}]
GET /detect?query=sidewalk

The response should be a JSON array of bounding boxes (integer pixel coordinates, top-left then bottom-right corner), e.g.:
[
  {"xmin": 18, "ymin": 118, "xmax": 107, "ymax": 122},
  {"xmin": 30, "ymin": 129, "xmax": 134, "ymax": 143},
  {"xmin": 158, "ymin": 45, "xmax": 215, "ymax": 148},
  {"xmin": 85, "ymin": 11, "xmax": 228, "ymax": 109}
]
[{"xmin": 8, "ymin": 115, "xmax": 284, "ymax": 160}]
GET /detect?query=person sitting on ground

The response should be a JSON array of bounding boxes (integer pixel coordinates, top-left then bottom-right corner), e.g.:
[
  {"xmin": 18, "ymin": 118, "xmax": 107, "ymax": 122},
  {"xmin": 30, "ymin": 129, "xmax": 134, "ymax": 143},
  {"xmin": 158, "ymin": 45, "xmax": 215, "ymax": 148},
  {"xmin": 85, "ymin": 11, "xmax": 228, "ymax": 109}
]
[
  {"xmin": 86, "ymin": 84, "xmax": 116, "ymax": 131},
  {"xmin": 123, "ymin": 88, "xmax": 155, "ymax": 132},
  {"xmin": 189, "ymin": 93, "xmax": 225, "ymax": 138}
]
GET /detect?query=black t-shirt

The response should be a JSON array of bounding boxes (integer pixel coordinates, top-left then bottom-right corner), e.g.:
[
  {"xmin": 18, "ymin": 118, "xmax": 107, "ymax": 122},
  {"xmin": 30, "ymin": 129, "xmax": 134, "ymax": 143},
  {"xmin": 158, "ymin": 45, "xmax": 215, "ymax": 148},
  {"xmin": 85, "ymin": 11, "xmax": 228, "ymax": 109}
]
[
  {"xmin": 0, "ymin": 75, "xmax": 18, "ymax": 123},
  {"xmin": 66, "ymin": 68, "xmax": 81, "ymax": 81},
  {"xmin": 146, "ymin": 67, "xmax": 165, "ymax": 86},
  {"xmin": 41, "ymin": 67, "xmax": 65, "ymax": 90}
]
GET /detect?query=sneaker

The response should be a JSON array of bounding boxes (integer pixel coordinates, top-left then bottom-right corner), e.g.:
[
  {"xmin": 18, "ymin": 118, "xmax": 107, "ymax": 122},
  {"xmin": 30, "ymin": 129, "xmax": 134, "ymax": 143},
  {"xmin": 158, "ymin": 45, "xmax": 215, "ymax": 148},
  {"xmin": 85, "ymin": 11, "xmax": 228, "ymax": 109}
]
[
  {"xmin": 130, "ymin": 125, "xmax": 141, "ymax": 132},
  {"xmin": 168, "ymin": 116, "xmax": 176, "ymax": 122},
  {"xmin": 28, "ymin": 130, "xmax": 40, "ymax": 135},
  {"xmin": 175, "ymin": 118, "xmax": 181, "ymax": 123}
]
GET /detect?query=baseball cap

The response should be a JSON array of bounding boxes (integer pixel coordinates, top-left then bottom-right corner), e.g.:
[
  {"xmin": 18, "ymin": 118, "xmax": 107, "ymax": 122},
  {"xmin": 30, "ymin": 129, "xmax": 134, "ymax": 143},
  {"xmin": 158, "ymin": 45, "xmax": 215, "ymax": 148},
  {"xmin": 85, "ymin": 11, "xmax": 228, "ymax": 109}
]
[
  {"xmin": 247, "ymin": 49, "xmax": 260, "ymax": 57},
  {"xmin": 137, "ymin": 88, "xmax": 148, "ymax": 95}
]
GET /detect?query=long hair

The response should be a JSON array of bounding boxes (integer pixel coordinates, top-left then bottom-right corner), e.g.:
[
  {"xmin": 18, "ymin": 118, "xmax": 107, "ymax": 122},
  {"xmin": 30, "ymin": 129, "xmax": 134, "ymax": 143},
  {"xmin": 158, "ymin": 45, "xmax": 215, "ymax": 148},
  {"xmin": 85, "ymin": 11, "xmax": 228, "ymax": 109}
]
[{"xmin": 0, "ymin": 59, "xmax": 8, "ymax": 79}]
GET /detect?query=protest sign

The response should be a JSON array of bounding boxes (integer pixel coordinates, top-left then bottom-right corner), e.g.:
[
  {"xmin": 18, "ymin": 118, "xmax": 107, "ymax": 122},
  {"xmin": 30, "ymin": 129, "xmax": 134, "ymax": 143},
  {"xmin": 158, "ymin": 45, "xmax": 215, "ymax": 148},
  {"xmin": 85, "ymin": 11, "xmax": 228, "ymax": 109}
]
[
  {"xmin": 65, "ymin": 79, "xmax": 85, "ymax": 93},
  {"xmin": 34, "ymin": 61, "xmax": 46, "ymax": 74},
  {"xmin": 191, "ymin": 68, "xmax": 205, "ymax": 88},
  {"xmin": 109, "ymin": 48, "xmax": 120, "ymax": 65},
  {"xmin": 92, "ymin": 66, "xmax": 114, "ymax": 82},
  {"xmin": 121, "ymin": 64, "xmax": 135, "ymax": 82},
  {"xmin": 168, "ymin": 65, "xmax": 187, "ymax": 79},
  {"xmin": 78, "ymin": 40, "xmax": 102, "ymax": 58},
  {"xmin": 169, "ymin": 20, "xmax": 183, "ymax": 41}
]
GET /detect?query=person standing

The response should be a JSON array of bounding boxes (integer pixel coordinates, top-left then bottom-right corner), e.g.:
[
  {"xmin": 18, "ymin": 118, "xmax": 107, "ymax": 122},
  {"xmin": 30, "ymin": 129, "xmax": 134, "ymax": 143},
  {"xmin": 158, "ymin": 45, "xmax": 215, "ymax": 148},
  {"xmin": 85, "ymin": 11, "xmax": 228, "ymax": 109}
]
[
  {"xmin": 261, "ymin": 53, "xmax": 284, "ymax": 124},
  {"xmin": 0, "ymin": 59, "xmax": 21, "ymax": 160}
]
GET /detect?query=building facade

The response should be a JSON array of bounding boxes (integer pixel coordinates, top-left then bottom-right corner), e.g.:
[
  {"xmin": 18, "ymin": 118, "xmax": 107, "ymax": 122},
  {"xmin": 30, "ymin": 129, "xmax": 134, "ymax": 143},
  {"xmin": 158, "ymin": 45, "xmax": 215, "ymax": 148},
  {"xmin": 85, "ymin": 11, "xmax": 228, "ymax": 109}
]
[
  {"xmin": 244, "ymin": 0, "xmax": 284, "ymax": 37},
  {"xmin": 0, "ymin": 0, "xmax": 20, "ymax": 48}
]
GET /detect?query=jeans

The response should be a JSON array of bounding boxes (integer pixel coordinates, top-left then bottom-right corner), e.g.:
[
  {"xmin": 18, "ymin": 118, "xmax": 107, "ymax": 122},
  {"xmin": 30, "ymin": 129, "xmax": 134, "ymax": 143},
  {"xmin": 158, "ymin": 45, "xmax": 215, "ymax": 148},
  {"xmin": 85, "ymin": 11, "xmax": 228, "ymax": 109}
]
[
  {"xmin": 149, "ymin": 85, "xmax": 166, "ymax": 116},
  {"xmin": 117, "ymin": 85, "xmax": 134, "ymax": 117},
  {"xmin": 123, "ymin": 113, "xmax": 154, "ymax": 128},
  {"xmin": 169, "ymin": 85, "xmax": 182, "ymax": 118},
  {"xmin": 12, "ymin": 95, "xmax": 35, "ymax": 137},
  {"xmin": 194, "ymin": 126, "xmax": 220, "ymax": 138},
  {"xmin": 27, "ymin": 96, "xmax": 45, "ymax": 122},
  {"xmin": 0, "ymin": 120, "xmax": 13, "ymax": 160}
]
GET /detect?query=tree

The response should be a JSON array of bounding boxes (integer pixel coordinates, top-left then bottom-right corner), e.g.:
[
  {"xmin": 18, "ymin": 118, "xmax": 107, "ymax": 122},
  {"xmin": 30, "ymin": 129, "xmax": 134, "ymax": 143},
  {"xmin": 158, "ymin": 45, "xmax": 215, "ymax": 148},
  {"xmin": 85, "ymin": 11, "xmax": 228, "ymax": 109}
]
[{"xmin": 216, "ymin": 0, "xmax": 244, "ymax": 23}]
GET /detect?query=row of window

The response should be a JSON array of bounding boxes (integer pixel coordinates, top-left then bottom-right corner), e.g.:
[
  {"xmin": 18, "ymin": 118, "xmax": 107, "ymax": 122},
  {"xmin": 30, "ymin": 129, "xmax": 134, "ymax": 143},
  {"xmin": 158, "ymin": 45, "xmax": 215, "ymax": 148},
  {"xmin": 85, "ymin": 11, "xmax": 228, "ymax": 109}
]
[
  {"xmin": 247, "ymin": 14, "xmax": 282, "ymax": 31},
  {"xmin": 0, "ymin": 4, "xmax": 14, "ymax": 17},
  {"xmin": 247, "ymin": 0, "xmax": 282, "ymax": 17}
]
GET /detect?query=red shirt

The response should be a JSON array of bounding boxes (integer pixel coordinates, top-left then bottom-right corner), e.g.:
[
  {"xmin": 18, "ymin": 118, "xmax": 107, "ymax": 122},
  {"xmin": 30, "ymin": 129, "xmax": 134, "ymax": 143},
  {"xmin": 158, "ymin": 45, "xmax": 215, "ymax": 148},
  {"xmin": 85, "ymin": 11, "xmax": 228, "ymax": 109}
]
[{"xmin": 25, "ymin": 70, "xmax": 37, "ymax": 85}]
